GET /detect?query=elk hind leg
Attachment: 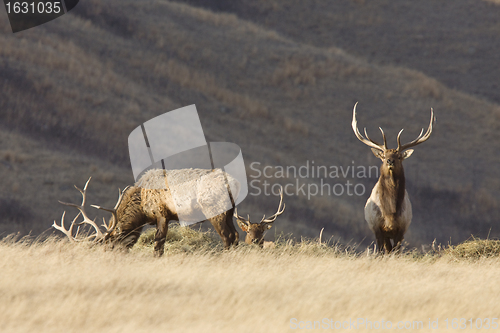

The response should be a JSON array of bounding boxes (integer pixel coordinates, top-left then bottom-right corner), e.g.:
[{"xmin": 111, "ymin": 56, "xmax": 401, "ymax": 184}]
[
  {"xmin": 225, "ymin": 207, "xmax": 239, "ymax": 246},
  {"xmin": 208, "ymin": 210, "xmax": 238, "ymax": 249},
  {"xmin": 154, "ymin": 217, "xmax": 168, "ymax": 257}
]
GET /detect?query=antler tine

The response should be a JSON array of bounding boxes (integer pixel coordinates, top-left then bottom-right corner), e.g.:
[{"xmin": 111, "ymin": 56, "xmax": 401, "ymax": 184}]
[
  {"xmin": 261, "ymin": 186, "xmax": 286, "ymax": 224},
  {"xmin": 233, "ymin": 207, "xmax": 250, "ymax": 226},
  {"xmin": 91, "ymin": 185, "xmax": 130, "ymax": 234},
  {"xmin": 57, "ymin": 177, "xmax": 105, "ymax": 241},
  {"xmin": 397, "ymin": 108, "xmax": 435, "ymax": 152},
  {"xmin": 233, "ymin": 207, "xmax": 250, "ymax": 227},
  {"xmin": 379, "ymin": 127, "xmax": 387, "ymax": 149},
  {"xmin": 352, "ymin": 102, "xmax": 387, "ymax": 152},
  {"xmin": 52, "ymin": 211, "xmax": 79, "ymax": 242},
  {"xmin": 363, "ymin": 127, "xmax": 387, "ymax": 150}
]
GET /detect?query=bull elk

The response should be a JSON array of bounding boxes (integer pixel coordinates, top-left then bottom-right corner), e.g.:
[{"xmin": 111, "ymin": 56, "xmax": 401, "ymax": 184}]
[
  {"xmin": 352, "ymin": 103, "xmax": 435, "ymax": 253},
  {"xmin": 53, "ymin": 168, "xmax": 241, "ymax": 256},
  {"xmin": 234, "ymin": 187, "xmax": 285, "ymax": 246}
]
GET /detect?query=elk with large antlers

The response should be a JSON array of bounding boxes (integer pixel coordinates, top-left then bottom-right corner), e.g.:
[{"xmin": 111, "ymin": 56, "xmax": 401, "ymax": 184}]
[
  {"xmin": 54, "ymin": 168, "xmax": 241, "ymax": 256},
  {"xmin": 234, "ymin": 187, "xmax": 285, "ymax": 246},
  {"xmin": 352, "ymin": 103, "xmax": 435, "ymax": 253}
]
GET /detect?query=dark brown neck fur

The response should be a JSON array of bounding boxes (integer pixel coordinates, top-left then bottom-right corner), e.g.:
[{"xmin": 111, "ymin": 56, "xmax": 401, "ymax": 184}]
[
  {"xmin": 111, "ymin": 186, "xmax": 147, "ymax": 246},
  {"xmin": 379, "ymin": 167, "xmax": 406, "ymax": 218}
]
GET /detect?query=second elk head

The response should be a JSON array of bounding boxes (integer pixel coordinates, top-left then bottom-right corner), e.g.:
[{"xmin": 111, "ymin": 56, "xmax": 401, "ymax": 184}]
[{"xmin": 234, "ymin": 187, "xmax": 285, "ymax": 246}]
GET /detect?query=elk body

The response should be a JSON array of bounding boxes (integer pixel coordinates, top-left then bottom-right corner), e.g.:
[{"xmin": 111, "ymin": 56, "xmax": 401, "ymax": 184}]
[
  {"xmin": 54, "ymin": 168, "xmax": 241, "ymax": 256},
  {"xmin": 234, "ymin": 188, "xmax": 285, "ymax": 246},
  {"xmin": 352, "ymin": 103, "xmax": 435, "ymax": 253}
]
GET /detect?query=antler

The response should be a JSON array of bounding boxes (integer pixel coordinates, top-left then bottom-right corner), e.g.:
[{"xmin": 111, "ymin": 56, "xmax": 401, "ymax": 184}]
[
  {"xmin": 260, "ymin": 187, "xmax": 285, "ymax": 224},
  {"xmin": 352, "ymin": 102, "xmax": 387, "ymax": 152},
  {"xmin": 91, "ymin": 185, "xmax": 130, "ymax": 234},
  {"xmin": 233, "ymin": 207, "xmax": 250, "ymax": 226},
  {"xmin": 233, "ymin": 186, "xmax": 285, "ymax": 225},
  {"xmin": 53, "ymin": 178, "xmax": 130, "ymax": 242},
  {"xmin": 53, "ymin": 177, "xmax": 106, "ymax": 241},
  {"xmin": 52, "ymin": 211, "xmax": 82, "ymax": 242},
  {"xmin": 397, "ymin": 108, "xmax": 435, "ymax": 152}
]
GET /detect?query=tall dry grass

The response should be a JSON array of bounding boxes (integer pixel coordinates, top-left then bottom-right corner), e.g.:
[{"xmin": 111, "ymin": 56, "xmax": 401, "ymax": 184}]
[{"xmin": 1, "ymin": 231, "xmax": 499, "ymax": 333}]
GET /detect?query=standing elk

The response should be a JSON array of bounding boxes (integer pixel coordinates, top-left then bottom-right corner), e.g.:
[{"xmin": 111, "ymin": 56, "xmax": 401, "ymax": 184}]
[
  {"xmin": 234, "ymin": 187, "xmax": 285, "ymax": 246},
  {"xmin": 352, "ymin": 103, "xmax": 435, "ymax": 253},
  {"xmin": 53, "ymin": 168, "xmax": 241, "ymax": 256}
]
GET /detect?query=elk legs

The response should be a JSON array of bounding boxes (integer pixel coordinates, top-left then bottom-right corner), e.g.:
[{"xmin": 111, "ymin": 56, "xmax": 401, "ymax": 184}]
[
  {"xmin": 154, "ymin": 217, "xmax": 168, "ymax": 257},
  {"xmin": 208, "ymin": 209, "xmax": 238, "ymax": 249}
]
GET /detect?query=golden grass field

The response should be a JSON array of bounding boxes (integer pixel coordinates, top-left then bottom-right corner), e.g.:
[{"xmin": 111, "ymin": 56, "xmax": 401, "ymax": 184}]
[{"xmin": 1, "ymin": 227, "xmax": 499, "ymax": 333}]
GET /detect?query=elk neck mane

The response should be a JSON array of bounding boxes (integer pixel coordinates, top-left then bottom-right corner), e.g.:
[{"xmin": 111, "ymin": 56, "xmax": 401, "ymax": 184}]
[
  {"xmin": 378, "ymin": 166, "xmax": 406, "ymax": 217},
  {"xmin": 114, "ymin": 186, "xmax": 145, "ymax": 233}
]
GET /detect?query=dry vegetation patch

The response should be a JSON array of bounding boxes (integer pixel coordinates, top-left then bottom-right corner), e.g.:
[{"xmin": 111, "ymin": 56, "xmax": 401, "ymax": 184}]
[
  {"xmin": 0, "ymin": 232, "xmax": 499, "ymax": 332},
  {"xmin": 445, "ymin": 237, "xmax": 500, "ymax": 260}
]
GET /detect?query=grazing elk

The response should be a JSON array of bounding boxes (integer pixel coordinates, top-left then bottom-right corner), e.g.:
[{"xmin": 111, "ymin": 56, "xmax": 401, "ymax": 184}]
[
  {"xmin": 352, "ymin": 103, "xmax": 435, "ymax": 253},
  {"xmin": 53, "ymin": 168, "xmax": 241, "ymax": 256},
  {"xmin": 234, "ymin": 187, "xmax": 285, "ymax": 246}
]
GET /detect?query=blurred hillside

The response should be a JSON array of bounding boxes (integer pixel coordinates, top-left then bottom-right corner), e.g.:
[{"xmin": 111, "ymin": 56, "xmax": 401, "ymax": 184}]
[
  {"xmin": 181, "ymin": 0, "xmax": 500, "ymax": 104},
  {"xmin": 0, "ymin": 0, "xmax": 499, "ymax": 248}
]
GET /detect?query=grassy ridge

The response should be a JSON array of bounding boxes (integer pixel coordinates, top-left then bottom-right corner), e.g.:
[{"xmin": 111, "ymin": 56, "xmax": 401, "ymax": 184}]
[{"xmin": 1, "ymin": 230, "xmax": 499, "ymax": 332}]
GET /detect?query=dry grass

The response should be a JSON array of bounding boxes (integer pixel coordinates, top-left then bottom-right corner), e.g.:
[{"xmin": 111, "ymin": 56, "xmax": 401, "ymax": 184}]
[
  {"xmin": 445, "ymin": 237, "xmax": 500, "ymax": 260},
  {"xmin": 134, "ymin": 224, "xmax": 223, "ymax": 253},
  {"xmin": 1, "ymin": 231, "xmax": 499, "ymax": 332}
]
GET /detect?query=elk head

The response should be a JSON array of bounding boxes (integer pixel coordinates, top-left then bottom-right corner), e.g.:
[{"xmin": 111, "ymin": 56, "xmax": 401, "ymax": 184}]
[
  {"xmin": 352, "ymin": 102, "xmax": 435, "ymax": 179},
  {"xmin": 234, "ymin": 187, "xmax": 285, "ymax": 246},
  {"xmin": 52, "ymin": 177, "xmax": 128, "ymax": 244}
]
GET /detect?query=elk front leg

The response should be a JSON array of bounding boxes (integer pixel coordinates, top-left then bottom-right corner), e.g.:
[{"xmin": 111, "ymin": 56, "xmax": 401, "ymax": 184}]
[
  {"xmin": 392, "ymin": 232, "xmax": 404, "ymax": 253},
  {"xmin": 154, "ymin": 217, "xmax": 168, "ymax": 257},
  {"xmin": 383, "ymin": 237, "xmax": 393, "ymax": 253},
  {"xmin": 374, "ymin": 229, "xmax": 384, "ymax": 254}
]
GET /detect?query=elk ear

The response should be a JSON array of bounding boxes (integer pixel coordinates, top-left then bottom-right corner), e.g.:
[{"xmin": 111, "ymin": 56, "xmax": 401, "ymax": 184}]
[
  {"xmin": 371, "ymin": 148, "xmax": 384, "ymax": 160},
  {"xmin": 237, "ymin": 219, "xmax": 248, "ymax": 232},
  {"xmin": 401, "ymin": 149, "xmax": 414, "ymax": 160},
  {"xmin": 260, "ymin": 222, "xmax": 273, "ymax": 230}
]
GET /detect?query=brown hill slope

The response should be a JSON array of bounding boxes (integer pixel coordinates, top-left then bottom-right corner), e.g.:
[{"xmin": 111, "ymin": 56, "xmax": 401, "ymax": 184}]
[
  {"xmin": 178, "ymin": 0, "xmax": 500, "ymax": 104},
  {"xmin": 0, "ymin": 0, "xmax": 499, "ymax": 248}
]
